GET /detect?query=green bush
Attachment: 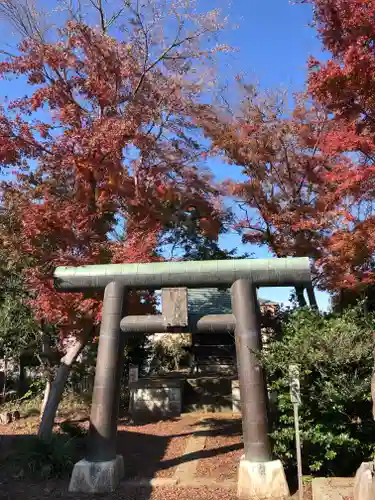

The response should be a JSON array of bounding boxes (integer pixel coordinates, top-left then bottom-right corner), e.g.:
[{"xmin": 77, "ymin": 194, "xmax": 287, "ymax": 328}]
[
  {"xmin": 6, "ymin": 434, "xmax": 83, "ymax": 479},
  {"xmin": 59, "ymin": 420, "xmax": 88, "ymax": 438},
  {"xmin": 148, "ymin": 333, "xmax": 191, "ymax": 374},
  {"xmin": 263, "ymin": 305, "xmax": 375, "ymax": 476}
]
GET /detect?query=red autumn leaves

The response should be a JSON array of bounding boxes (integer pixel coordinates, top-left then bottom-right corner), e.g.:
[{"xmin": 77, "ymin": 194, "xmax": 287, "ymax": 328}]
[
  {"xmin": 1, "ymin": 0, "xmax": 375, "ymax": 338},
  {"xmin": 0, "ymin": 18, "xmax": 222, "ymax": 332}
]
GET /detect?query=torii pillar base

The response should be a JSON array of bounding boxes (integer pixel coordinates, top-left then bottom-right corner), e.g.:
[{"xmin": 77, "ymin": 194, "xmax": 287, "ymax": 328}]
[
  {"xmin": 237, "ymin": 456, "xmax": 290, "ymax": 500},
  {"xmin": 69, "ymin": 455, "xmax": 124, "ymax": 493},
  {"xmin": 353, "ymin": 462, "xmax": 375, "ymax": 500}
]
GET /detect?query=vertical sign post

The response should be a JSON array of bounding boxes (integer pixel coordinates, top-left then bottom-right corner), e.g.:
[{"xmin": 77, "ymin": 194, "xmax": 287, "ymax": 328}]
[
  {"xmin": 290, "ymin": 364, "xmax": 303, "ymax": 500},
  {"xmin": 128, "ymin": 365, "xmax": 139, "ymax": 413},
  {"xmin": 129, "ymin": 365, "xmax": 139, "ymax": 384}
]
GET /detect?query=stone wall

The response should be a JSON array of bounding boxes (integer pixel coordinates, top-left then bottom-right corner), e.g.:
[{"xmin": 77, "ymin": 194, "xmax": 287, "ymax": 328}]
[
  {"xmin": 129, "ymin": 378, "xmax": 182, "ymax": 420},
  {"xmin": 129, "ymin": 376, "xmax": 243, "ymax": 417}
]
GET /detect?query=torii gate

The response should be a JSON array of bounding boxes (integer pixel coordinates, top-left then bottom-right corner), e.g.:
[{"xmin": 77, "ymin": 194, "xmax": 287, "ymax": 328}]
[{"xmin": 53, "ymin": 257, "xmax": 313, "ymax": 498}]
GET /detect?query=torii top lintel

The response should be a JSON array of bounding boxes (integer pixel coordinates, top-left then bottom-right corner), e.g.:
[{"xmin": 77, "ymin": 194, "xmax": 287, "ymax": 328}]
[{"xmin": 53, "ymin": 257, "xmax": 311, "ymax": 292}]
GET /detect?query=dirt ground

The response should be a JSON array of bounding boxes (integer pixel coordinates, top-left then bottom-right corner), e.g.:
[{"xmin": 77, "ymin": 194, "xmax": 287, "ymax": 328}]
[
  {"xmin": 0, "ymin": 412, "xmax": 310, "ymax": 500},
  {"xmin": 0, "ymin": 483, "xmax": 240, "ymax": 500}
]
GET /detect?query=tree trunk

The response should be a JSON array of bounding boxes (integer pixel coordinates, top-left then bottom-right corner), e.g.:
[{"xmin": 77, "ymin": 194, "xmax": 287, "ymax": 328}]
[
  {"xmin": 174, "ymin": 356, "xmax": 179, "ymax": 371},
  {"xmin": 40, "ymin": 378, "xmax": 51, "ymax": 418},
  {"xmin": 1, "ymin": 358, "xmax": 7, "ymax": 402},
  {"xmin": 295, "ymin": 286, "xmax": 307, "ymax": 307},
  {"xmin": 306, "ymin": 285, "xmax": 318, "ymax": 309},
  {"xmin": 38, "ymin": 336, "xmax": 87, "ymax": 442},
  {"xmin": 372, "ymin": 348, "xmax": 375, "ymax": 421}
]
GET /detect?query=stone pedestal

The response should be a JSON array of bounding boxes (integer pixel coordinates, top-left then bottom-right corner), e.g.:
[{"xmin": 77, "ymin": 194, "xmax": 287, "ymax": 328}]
[
  {"xmin": 237, "ymin": 456, "xmax": 289, "ymax": 500},
  {"xmin": 69, "ymin": 455, "xmax": 124, "ymax": 493},
  {"xmin": 354, "ymin": 462, "xmax": 375, "ymax": 500}
]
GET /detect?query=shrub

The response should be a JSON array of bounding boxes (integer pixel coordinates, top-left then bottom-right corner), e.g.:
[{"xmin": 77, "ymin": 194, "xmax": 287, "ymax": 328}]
[
  {"xmin": 263, "ymin": 305, "xmax": 375, "ymax": 476},
  {"xmin": 6, "ymin": 434, "xmax": 82, "ymax": 479},
  {"xmin": 59, "ymin": 420, "xmax": 87, "ymax": 438},
  {"xmin": 148, "ymin": 333, "xmax": 191, "ymax": 374}
]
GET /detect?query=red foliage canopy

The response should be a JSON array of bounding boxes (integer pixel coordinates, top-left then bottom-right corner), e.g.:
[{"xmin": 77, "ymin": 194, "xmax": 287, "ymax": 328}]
[
  {"xmin": 199, "ymin": 86, "xmax": 351, "ymax": 289},
  {"xmin": 0, "ymin": 15, "xmax": 224, "ymax": 335},
  {"xmin": 300, "ymin": 0, "xmax": 375, "ymax": 290}
]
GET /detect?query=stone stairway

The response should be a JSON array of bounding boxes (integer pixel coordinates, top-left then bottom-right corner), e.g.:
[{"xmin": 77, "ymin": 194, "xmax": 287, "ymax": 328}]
[{"xmin": 183, "ymin": 375, "xmax": 237, "ymax": 413}]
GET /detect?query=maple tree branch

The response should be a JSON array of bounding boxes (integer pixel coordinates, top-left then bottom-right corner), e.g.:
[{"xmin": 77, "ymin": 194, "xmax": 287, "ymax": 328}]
[
  {"xmin": 279, "ymin": 137, "xmax": 295, "ymax": 196},
  {"xmin": 131, "ymin": 0, "xmax": 151, "ymax": 93},
  {"xmin": 64, "ymin": 0, "xmax": 83, "ymax": 23},
  {"xmin": 132, "ymin": 8, "xmax": 210, "ymax": 98},
  {"xmin": 87, "ymin": 0, "xmax": 125, "ymax": 32},
  {"xmin": 0, "ymin": 48, "xmax": 17, "ymax": 58},
  {"xmin": 239, "ymin": 193, "xmax": 281, "ymax": 257},
  {"xmin": 1, "ymin": 132, "xmax": 53, "ymax": 158},
  {"xmin": 89, "ymin": 0, "xmax": 106, "ymax": 33},
  {"xmin": 0, "ymin": 0, "xmax": 47, "ymax": 42},
  {"xmin": 237, "ymin": 202, "xmax": 265, "ymax": 234},
  {"xmin": 296, "ymin": 113, "xmax": 328, "ymax": 197},
  {"xmin": 41, "ymin": 67, "xmax": 89, "ymax": 118},
  {"xmin": 106, "ymin": 7, "xmax": 125, "ymax": 29},
  {"xmin": 268, "ymin": 157, "xmax": 289, "ymax": 199}
]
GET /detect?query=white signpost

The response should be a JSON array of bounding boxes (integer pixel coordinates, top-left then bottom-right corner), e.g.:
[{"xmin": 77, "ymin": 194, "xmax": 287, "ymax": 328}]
[
  {"xmin": 129, "ymin": 365, "xmax": 139, "ymax": 384},
  {"xmin": 289, "ymin": 364, "xmax": 303, "ymax": 500},
  {"xmin": 128, "ymin": 365, "xmax": 139, "ymax": 413}
]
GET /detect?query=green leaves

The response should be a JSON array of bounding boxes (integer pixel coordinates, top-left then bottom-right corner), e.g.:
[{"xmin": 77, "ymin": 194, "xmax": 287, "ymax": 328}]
[
  {"xmin": 264, "ymin": 305, "xmax": 375, "ymax": 476},
  {"xmin": 0, "ymin": 271, "xmax": 39, "ymax": 361}
]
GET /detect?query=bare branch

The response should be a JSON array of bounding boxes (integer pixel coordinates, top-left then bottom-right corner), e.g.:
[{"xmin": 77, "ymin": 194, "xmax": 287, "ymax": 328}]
[
  {"xmin": 0, "ymin": 48, "xmax": 17, "ymax": 58},
  {"xmin": 88, "ymin": 0, "xmax": 106, "ymax": 33},
  {"xmin": 0, "ymin": 0, "xmax": 47, "ymax": 42},
  {"xmin": 106, "ymin": 7, "xmax": 125, "ymax": 29}
]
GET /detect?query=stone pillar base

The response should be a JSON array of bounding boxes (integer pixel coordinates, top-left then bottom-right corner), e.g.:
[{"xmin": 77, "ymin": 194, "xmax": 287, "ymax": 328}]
[
  {"xmin": 237, "ymin": 456, "xmax": 289, "ymax": 500},
  {"xmin": 354, "ymin": 462, "xmax": 375, "ymax": 500},
  {"xmin": 69, "ymin": 455, "xmax": 124, "ymax": 493}
]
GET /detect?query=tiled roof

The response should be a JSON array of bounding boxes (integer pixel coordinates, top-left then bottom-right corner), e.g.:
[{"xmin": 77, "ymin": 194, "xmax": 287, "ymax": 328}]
[{"xmin": 187, "ymin": 288, "xmax": 277, "ymax": 315}]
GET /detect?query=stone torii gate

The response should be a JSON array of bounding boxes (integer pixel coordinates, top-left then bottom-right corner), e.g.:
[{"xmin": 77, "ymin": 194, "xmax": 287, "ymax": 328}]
[{"xmin": 53, "ymin": 257, "xmax": 313, "ymax": 498}]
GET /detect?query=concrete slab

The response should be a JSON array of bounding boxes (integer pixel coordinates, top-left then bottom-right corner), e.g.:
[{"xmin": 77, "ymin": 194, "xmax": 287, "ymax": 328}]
[
  {"xmin": 312, "ymin": 477, "xmax": 354, "ymax": 500},
  {"xmin": 124, "ymin": 478, "xmax": 237, "ymax": 489},
  {"xmin": 174, "ymin": 425, "xmax": 208, "ymax": 480},
  {"xmin": 124, "ymin": 478, "xmax": 179, "ymax": 487}
]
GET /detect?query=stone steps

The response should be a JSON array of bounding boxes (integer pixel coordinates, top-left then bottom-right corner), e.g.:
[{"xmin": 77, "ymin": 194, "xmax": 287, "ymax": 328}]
[
  {"xmin": 183, "ymin": 376, "xmax": 238, "ymax": 413},
  {"xmin": 129, "ymin": 375, "xmax": 240, "ymax": 420}
]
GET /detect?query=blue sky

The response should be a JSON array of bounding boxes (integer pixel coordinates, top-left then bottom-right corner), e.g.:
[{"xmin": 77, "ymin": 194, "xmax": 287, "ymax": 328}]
[
  {"xmin": 0, "ymin": 0, "xmax": 331, "ymax": 310},
  {"xmin": 205, "ymin": 0, "xmax": 331, "ymax": 310}
]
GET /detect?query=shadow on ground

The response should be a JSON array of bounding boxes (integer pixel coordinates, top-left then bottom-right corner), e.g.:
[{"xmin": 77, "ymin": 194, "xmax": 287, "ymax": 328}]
[
  {"xmin": 0, "ymin": 415, "xmax": 300, "ymax": 499},
  {"xmin": 116, "ymin": 416, "xmax": 243, "ymax": 480},
  {"xmin": 0, "ymin": 415, "xmax": 244, "ymax": 499}
]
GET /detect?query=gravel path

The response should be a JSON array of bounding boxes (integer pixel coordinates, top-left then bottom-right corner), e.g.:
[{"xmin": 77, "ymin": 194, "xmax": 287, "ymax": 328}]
[
  {"xmin": 117, "ymin": 415, "xmax": 199, "ymax": 479},
  {"xmin": 0, "ymin": 412, "xmax": 309, "ymax": 500},
  {"xmin": 196, "ymin": 433, "xmax": 243, "ymax": 480},
  {"xmin": 195, "ymin": 414, "xmax": 243, "ymax": 481},
  {"xmin": 0, "ymin": 483, "xmax": 239, "ymax": 500},
  {"xmin": 0, "ymin": 481, "xmax": 312, "ymax": 500}
]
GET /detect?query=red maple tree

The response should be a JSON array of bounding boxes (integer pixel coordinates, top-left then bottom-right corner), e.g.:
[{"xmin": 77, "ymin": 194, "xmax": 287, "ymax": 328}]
[
  {"xmin": 199, "ymin": 84, "xmax": 350, "ymax": 295},
  {"xmin": 298, "ymin": 0, "xmax": 375, "ymax": 293},
  {"xmin": 0, "ymin": 0, "xmax": 228, "ymax": 436}
]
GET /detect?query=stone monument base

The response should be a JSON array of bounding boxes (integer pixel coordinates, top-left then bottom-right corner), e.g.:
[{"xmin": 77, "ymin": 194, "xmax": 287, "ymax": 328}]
[
  {"xmin": 69, "ymin": 455, "xmax": 124, "ymax": 493},
  {"xmin": 354, "ymin": 462, "xmax": 375, "ymax": 500},
  {"xmin": 237, "ymin": 456, "xmax": 289, "ymax": 500}
]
